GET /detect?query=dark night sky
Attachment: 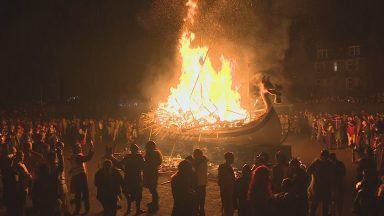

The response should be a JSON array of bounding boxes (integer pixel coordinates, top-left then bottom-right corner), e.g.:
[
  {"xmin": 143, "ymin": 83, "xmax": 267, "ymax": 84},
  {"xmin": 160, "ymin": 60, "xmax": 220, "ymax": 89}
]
[
  {"xmin": 0, "ymin": 0, "xmax": 168, "ymax": 103},
  {"xmin": 0, "ymin": 0, "xmax": 383, "ymax": 104}
]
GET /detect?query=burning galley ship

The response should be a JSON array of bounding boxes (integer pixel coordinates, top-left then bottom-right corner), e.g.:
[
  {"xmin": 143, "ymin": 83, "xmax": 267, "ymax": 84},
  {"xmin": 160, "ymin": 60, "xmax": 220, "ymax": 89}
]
[{"xmin": 141, "ymin": 0, "xmax": 286, "ymax": 150}]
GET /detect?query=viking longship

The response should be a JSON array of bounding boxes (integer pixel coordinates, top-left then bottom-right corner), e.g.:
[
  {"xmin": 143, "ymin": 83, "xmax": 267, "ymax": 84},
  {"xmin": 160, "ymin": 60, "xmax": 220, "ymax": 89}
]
[{"xmin": 141, "ymin": 77, "xmax": 284, "ymax": 146}]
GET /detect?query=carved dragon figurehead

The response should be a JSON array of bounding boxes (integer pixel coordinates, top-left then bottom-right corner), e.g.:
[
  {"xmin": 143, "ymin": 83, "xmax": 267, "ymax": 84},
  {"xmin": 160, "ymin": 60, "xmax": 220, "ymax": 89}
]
[{"xmin": 260, "ymin": 76, "xmax": 282, "ymax": 110}]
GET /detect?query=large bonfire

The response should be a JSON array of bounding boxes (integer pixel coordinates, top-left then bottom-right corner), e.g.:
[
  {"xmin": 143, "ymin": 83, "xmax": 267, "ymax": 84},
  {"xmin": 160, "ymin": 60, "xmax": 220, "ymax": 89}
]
[{"xmin": 143, "ymin": 0, "xmax": 251, "ymax": 137}]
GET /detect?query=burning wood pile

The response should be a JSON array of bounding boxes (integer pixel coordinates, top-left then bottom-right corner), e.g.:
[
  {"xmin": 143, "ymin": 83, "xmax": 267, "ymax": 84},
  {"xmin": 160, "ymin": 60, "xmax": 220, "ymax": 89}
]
[{"xmin": 141, "ymin": 0, "xmax": 257, "ymax": 139}]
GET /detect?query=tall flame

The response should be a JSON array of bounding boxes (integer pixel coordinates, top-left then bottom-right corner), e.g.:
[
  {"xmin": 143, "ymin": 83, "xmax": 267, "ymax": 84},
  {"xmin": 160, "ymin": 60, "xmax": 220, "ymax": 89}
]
[{"xmin": 156, "ymin": 0, "xmax": 248, "ymax": 129}]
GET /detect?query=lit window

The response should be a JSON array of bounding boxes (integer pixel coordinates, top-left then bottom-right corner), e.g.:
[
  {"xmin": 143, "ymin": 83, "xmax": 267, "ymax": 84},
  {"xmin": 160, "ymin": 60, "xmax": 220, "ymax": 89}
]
[
  {"xmin": 333, "ymin": 61, "xmax": 338, "ymax": 72},
  {"xmin": 348, "ymin": 45, "xmax": 360, "ymax": 57}
]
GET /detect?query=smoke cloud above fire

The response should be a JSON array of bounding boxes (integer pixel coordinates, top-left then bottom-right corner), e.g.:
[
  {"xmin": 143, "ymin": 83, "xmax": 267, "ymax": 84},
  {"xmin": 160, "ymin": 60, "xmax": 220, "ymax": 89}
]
[{"xmin": 138, "ymin": 0, "xmax": 302, "ymax": 105}]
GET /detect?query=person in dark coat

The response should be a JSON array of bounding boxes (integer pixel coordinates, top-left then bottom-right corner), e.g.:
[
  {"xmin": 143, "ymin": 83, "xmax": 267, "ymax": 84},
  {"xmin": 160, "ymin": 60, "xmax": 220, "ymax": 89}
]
[
  {"xmin": 273, "ymin": 178, "xmax": 297, "ymax": 216},
  {"xmin": 120, "ymin": 144, "xmax": 145, "ymax": 215},
  {"xmin": 353, "ymin": 171, "xmax": 379, "ymax": 216},
  {"xmin": 171, "ymin": 159, "xmax": 197, "ymax": 216},
  {"xmin": 271, "ymin": 151, "xmax": 289, "ymax": 193},
  {"xmin": 32, "ymin": 163, "xmax": 58, "ymax": 216},
  {"xmin": 143, "ymin": 141, "xmax": 162, "ymax": 212},
  {"xmin": 234, "ymin": 164, "xmax": 251, "ymax": 216},
  {"xmin": 94, "ymin": 159, "xmax": 123, "ymax": 216},
  {"xmin": 9, "ymin": 151, "xmax": 32, "ymax": 216},
  {"xmin": 356, "ymin": 147, "xmax": 377, "ymax": 182},
  {"xmin": 307, "ymin": 149, "xmax": 335, "ymax": 216},
  {"xmin": 21, "ymin": 137, "xmax": 45, "ymax": 179},
  {"xmin": 218, "ymin": 152, "xmax": 236, "ymax": 216},
  {"xmin": 287, "ymin": 158, "xmax": 308, "ymax": 216},
  {"xmin": 0, "ymin": 140, "xmax": 16, "ymax": 216},
  {"xmin": 329, "ymin": 153, "xmax": 346, "ymax": 216}
]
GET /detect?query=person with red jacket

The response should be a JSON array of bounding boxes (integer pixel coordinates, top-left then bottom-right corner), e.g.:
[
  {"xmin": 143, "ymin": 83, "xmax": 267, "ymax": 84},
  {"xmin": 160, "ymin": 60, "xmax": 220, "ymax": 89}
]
[{"xmin": 248, "ymin": 165, "xmax": 273, "ymax": 216}]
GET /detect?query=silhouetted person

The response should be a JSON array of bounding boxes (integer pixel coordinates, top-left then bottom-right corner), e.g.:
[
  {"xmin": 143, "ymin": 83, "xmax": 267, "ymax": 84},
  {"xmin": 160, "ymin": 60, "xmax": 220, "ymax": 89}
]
[
  {"xmin": 50, "ymin": 142, "xmax": 70, "ymax": 215},
  {"xmin": 9, "ymin": 151, "xmax": 32, "ymax": 216},
  {"xmin": 69, "ymin": 140, "xmax": 94, "ymax": 215},
  {"xmin": 95, "ymin": 159, "xmax": 123, "ymax": 216},
  {"xmin": 235, "ymin": 164, "xmax": 251, "ymax": 216},
  {"xmin": 356, "ymin": 147, "xmax": 377, "ymax": 182},
  {"xmin": 271, "ymin": 151, "xmax": 289, "ymax": 193},
  {"xmin": 32, "ymin": 163, "xmax": 58, "ymax": 216},
  {"xmin": 171, "ymin": 159, "xmax": 197, "ymax": 216},
  {"xmin": 218, "ymin": 152, "xmax": 236, "ymax": 216},
  {"xmin": 120, "ymin": 144, "xmax": 145, "ymax": 215},
  {"xmin": 287, "ymin": 158, "xmax": 308, "ymax": 216},
  {"xmin": 329, "ymin": 153, "xmax": 346, "ymax": 216},
  {"xmin": 22, "ymin": 137, "xmax": 45, "ymax": 179},
  {"xmin": 143, "ymin": 141, "xmax": 162, "ymax": 212},
  {"xmin": 248, "ymin": 165, "xmax": 273, "ymax": 216},
  {"xmin": 191, "ymin": 148, "xmax": 208, "ymax": 216},
  {"xmin": 307, "ymin": 149, "xmax": 335, "ymax": 216},
  {"xmin": 377, "ymin": 175, "xmax": 384, "ymax": 216},
  {"xmin": 353, "ymin": 171, "xmax": 379, "ymax": 216},
  {"xmin": 273, "ymin": 178, "xmax": 296, "ymax": 216},
  {"xmin": 0, "ymin": 141, "xmax": 16, "ymax": 215}
]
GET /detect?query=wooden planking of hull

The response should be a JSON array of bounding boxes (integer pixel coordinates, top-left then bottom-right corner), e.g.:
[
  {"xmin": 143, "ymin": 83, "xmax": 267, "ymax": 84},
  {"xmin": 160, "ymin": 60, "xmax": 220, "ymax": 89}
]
[{"xmin": 162, "ymin": 107, "xmax": 282, "ymax": 146}]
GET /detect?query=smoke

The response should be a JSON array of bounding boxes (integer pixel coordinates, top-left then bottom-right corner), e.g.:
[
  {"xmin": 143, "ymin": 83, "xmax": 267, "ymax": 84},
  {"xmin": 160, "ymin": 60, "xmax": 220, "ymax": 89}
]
[{"xmin": 137, "ymin": 0, "xmax": 301, "ymax": 105}]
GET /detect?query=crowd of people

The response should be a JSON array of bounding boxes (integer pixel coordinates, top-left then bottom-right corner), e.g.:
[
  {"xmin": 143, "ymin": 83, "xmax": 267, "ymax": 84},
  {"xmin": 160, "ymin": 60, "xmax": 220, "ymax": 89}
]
[
  {"xmin": 169, "ymin": 143, "xmax": 384, "ymax": 216},
  {"xmin": 303, "ymin": 93, "xmax": 384, "ymax": 104},
  {"xmin": 0, "ymin": 112, "xmax": 144, "ymax": 216},
  {"xmin": 281, "ymin": 111, "xmax": 384, "ymax": 166},
  {"xmin": 0, "ymin": 109, "xmax": 384, "ymax": 216}
]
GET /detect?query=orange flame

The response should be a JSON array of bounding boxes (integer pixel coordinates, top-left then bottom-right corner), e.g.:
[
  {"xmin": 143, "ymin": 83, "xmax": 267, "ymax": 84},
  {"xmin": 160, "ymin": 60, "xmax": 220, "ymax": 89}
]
[
  {"xmin": 184, "ymin": 0, "xmax": 198, "ymax": 24},
  {"xmin": 156, "ymin": 0, "xmax": 248, "ymax": 128}
]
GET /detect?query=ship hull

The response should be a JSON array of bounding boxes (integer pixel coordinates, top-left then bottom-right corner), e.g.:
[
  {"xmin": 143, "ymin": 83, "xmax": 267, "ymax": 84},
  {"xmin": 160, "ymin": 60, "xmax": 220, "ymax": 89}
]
[{"xmin": 149, "ymin": 107, "xmax": 282, "ymax": 146}]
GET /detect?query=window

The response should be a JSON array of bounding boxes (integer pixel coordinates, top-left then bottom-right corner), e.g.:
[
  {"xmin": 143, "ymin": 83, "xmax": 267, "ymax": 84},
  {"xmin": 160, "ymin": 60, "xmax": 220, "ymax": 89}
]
[
  {"xmin": 346, "ymin": 59, "xmax": 360, "ymax": 71},
  {"xmin": 317, "ymin": 49, "xmax": 328, "ymax": 59},
  {"xmin": 348, "ymin": 45, "xmax": 360, "ymax": 57},
  {"xmin": 346, "ymin": 60, "xmax": 354, "ymax": 71},
  {"xmin": 333, "ymin": 61, "xmax": 338, "ymax": 72},
  {"xmin": 346, "ymin": 77, "xmax": 359, "ymax": 90},
  {"xmin": 346, "ymin": 77, "xmax": 354, "ymax": 90}
]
